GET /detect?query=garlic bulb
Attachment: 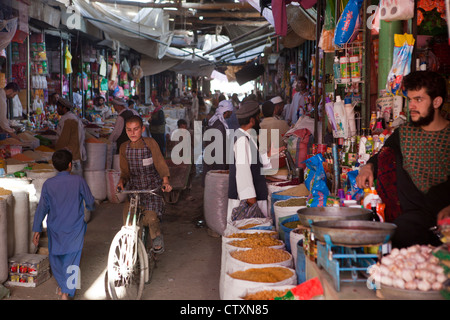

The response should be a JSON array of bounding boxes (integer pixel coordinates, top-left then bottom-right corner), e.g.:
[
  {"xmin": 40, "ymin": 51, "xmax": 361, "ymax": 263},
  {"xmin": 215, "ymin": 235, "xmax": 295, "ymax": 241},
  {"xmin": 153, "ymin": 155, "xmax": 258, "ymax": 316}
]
[
  {"xmin": 393, "ymin": 278, "xmax": 405, "ymax": 289},
  {"xmin": 401, "ymin": 269, "xmax": 415, "ymax": 283},
  {"xmin": 431, "ymin": 282, "xmax": 443, "ymax": 291},
  {"xmin": 417, "ymin": 280, "xmax": 431, "ymax": 292},
  {"xmin": 405, "ymin": 281, "xmax": 417, "ymax": 290},
  {"xmin": 379, "ymin": 244, "xmax": 445, "ymax": 291}
]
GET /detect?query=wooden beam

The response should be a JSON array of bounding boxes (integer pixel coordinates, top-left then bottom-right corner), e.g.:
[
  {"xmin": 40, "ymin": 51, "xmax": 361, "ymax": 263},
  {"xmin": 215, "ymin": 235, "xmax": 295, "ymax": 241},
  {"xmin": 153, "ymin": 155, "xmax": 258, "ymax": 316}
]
[{"xmin": 92, "ymin": 1, "xmax": 254, "ymax": 11}]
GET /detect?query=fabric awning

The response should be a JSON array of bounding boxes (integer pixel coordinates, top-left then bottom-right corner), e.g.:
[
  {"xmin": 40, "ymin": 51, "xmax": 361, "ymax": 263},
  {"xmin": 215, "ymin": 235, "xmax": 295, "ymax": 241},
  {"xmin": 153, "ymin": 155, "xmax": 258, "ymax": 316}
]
[{"xmin": 72, "ymin": 0, "xmax": 173, "ymax": 59}]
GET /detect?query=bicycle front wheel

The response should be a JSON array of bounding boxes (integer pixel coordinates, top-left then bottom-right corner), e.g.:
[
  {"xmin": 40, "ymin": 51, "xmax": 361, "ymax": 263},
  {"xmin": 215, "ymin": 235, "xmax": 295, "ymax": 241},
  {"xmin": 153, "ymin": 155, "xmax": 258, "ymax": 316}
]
[{"xmin": 107, "ymin": 229, "xmax": 146, "ymax": 300}]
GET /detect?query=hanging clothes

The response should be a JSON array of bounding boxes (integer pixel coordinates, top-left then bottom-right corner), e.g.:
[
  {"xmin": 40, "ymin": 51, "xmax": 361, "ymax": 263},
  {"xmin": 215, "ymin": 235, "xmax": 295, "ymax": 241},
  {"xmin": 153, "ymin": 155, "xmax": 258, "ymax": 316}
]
[{"xmin": 64, "ymin": 47, "xmax": 72, "ymax": 75}]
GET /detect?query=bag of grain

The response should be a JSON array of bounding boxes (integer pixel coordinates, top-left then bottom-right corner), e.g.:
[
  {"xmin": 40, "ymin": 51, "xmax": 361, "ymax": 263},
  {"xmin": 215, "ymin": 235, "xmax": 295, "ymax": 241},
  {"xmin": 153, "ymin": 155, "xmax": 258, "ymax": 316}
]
[
  {"xmin": 83, "ymin": 140, "xmax": 107, "ymax": 171},
  {"xmin": 226, "ymin": 247, "xmax": 293, "ymax": 274},
  {"xmin": 0, "ymin": 198, "xmax": 8, "ymax": 283},
  {"xmin": 84, "ymin": 170, "xmax": 106, "ymax": 201},
  {"xmin": 280, "ymin": 215, "xmax": 301, "ymax": 252},
  {"xmin": 273, "ymin": 197, "xmax": 307, "ymax": 233},
  {"xmin": 26, "ymin": 168, "xmax": 58, "ymax": 200},
  {"xmin": 204, "ymin": 170, "xmax": 229, "ymax": 236},
  {"xmin": 238, "ymin": 284, "xmax": 296, "ymax": 300},
  {"xmin": 219, "ymin": 229, "xmax": 279, "ymax": 300},
  {"xmin": 223, "ymin": 266, "xmax": 297, "ymax": 300},
  {"xmin": 290, "ymin": 228, "xmax": 305, "ymax": 268}
]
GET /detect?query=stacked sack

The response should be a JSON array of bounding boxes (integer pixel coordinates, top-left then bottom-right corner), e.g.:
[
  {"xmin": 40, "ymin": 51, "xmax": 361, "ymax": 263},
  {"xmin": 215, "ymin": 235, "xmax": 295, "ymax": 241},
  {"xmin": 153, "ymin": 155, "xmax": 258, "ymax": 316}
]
[
  {"xmin": 218, "ymin": 179, "xmax": 320, "ymax": 300},
  {"xmin": 220, "ymin": 227, "xmax": 296, "ymax": 300},
  {"xmin": 83, "ymin": 137, "xmax": 108, "ymax": 202}
]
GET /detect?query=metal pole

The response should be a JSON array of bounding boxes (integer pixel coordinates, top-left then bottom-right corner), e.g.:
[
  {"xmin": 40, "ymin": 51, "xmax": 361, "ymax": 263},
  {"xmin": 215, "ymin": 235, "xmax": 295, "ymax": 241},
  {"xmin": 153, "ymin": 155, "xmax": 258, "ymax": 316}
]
[
  {"xmin": 218, "ymin": 35, "xmax": 277, "ymax": 61},
  {"xmin": 378, "ymin": 20, "xmax": 401, "ymax": 96},
  {"xmin": 203, "ymin": 22, "xmax": 271, "ymax": 55},
  {"xmin": 363, "ymin": 0, "xmax": 371, "ymax": 130},
  {"xmin": 314, "ymin": 0, "xmax": 322, "ymax": 144},
  {"xmin": 26, "ymin": 33, "xmax": 30, "ymax": 116},
  {"xmin": 211, "ymin": 31, "xmax": 276, "ymax": 56}
]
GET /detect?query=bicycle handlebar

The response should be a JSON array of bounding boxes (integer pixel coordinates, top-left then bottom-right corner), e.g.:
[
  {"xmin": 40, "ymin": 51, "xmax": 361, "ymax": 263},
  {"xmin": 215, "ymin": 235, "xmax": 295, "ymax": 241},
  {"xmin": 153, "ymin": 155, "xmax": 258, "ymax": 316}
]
[{"xmin": 117, "ymin": 186, "xmax": 162, "ymax": 196}]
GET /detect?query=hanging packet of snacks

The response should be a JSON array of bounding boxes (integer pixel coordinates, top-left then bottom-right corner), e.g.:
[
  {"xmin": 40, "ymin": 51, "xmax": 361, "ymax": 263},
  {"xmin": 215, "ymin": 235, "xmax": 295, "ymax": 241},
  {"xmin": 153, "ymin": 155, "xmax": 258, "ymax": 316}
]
[
  {"xmin": 303, "ymin": 153, "xmax": 331, "ymax": 207},
  {"xmin": 319, "ymin": 0, "xmax": 336, "ymax": 52},
  {"xmin": 386, "ymin": 34, "xmax": 415, "ymax": 96},
  {"xmin": 333, "ymin": 0, "xmax": 364, "ymax": 48}
]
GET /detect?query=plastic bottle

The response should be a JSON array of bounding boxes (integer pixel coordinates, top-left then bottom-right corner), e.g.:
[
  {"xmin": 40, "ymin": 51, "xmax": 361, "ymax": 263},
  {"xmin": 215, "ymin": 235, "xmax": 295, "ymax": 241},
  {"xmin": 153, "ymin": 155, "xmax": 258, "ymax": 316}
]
[
  {"xmin": 350, "ymin": 54, "xmax": 361, "ymax": 82},
  {"xmin": 347, "ymin": 137, "xmax": 357, "ymax": 166},
  {"xmin": 371, "ymin": 197, "xmax": 380, "ymax": 221},
  {"xmin": 344, "ymin": 97, "xmax": 356, "ymax": 136},
  {"xmin": 363, "ymin": 187, "xmax": 377, "ymax": 209},
  {"xmin": 365, "ymin": 136, "xmax": 373, "ymax": 155},
  {"xmin": 369, "ymin": 111, "xmax": 377, "ymax": 132},
  {"xmin": 333, "ymin": 56, "xmax": 341, "ymax": 83},
  {"xmin": 340, "ymin": 56, "xmax": 350, "ymax": 84},
  {"xmin": 333, "ymin": 96, "xmax": 348, "ymax": 138},
  {"xmin": 0, "ymin": 156, "xmax": 5, "ymax": 177}
]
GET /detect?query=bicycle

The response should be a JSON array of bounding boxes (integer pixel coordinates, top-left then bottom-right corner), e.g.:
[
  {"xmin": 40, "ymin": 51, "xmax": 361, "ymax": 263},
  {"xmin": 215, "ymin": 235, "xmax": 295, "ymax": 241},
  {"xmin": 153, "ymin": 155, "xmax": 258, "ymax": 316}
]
[{"xmin": 106, "ymin": 187, "xmax": 161, "ymax": 300}]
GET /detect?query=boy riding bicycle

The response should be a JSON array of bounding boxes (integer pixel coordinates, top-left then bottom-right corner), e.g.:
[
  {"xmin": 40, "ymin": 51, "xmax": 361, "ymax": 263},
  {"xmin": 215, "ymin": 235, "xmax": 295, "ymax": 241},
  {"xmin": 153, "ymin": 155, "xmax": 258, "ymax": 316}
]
[{"xmin": 116, "ymin": 115, "xmax": 172, "ymax": 253}]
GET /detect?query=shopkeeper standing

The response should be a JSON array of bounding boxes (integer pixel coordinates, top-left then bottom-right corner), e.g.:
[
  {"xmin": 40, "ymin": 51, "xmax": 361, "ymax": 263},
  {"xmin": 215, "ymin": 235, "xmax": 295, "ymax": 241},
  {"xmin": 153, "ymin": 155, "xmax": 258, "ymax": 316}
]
[
  {"xmin": 108, "ymin": 98, "xmax": 139, "ymax": 154},
  {"xmin": 356, "ymin": 71, "xmax": 450, "ymax": 248},
  {"xmin": 55, "ymin": 98, "xmax": 87, "ymax": 176},
  {"xmin": 0, "ymin": 82, "xmax": 20, "ymax": 140},
  {"xmin": 94, "ymin": 95, "xmax": 112, "ymax": 119}
]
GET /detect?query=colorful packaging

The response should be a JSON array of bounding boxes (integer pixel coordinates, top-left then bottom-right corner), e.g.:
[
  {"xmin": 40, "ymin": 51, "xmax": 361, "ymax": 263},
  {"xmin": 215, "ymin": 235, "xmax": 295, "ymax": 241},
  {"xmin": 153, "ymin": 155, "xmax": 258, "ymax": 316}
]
[
  {"xmin": 340, "ymin": 56, "xmax": 350, "ymax": 84},
  {"xmin": 334, "ymin": 0, "xmax": 365, "ymax": 48}
]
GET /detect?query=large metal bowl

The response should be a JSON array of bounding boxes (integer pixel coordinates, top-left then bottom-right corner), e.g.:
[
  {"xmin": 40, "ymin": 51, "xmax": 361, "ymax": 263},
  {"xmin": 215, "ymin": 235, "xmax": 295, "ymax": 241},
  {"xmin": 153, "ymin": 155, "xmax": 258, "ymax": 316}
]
[
  {"xmin": 311, "ymin": 220, "xmax": 397, "ymax": 246},
  {"xmin": 297, "ymin": 207, "xmax": 373, "ymax": 228}
]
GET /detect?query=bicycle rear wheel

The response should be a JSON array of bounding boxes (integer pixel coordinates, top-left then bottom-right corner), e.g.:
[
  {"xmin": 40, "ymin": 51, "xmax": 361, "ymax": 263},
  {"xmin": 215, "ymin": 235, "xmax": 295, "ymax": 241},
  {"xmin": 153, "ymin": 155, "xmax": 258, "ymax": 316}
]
[{"xmin": 107, "ymin": 229, "xmax": 145, "ymax": 300}]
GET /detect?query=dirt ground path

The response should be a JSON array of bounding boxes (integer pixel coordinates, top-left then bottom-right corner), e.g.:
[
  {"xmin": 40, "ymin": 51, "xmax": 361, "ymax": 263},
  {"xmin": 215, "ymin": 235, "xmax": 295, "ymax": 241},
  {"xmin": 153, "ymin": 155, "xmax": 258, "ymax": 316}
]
[{"xmin": 4, "ymin": 166, "xmax": 222, "ymax": 300}]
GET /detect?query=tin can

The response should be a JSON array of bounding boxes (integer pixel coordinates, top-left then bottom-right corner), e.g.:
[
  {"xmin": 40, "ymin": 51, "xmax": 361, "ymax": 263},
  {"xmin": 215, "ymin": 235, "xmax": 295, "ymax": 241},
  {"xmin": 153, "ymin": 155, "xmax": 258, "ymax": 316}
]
[
  {"xmin": 19, "ymin": 263, "xmax": 28, "ymax": 274},
  {"xmin": 9, "ymin": 261, "xmax": 18, "ymax": 273}
]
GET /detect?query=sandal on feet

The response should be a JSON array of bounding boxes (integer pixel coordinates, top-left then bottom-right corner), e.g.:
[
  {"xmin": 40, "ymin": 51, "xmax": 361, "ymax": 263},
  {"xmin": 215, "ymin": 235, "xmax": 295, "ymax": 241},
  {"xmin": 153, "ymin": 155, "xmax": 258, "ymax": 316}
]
[
  {"xmin": 185, "ymin": 195, "xmax": 195, "ymax": 201},
  {"xmin": 152, "ymin": 235, "xmax": 164, "ymax": 254}
]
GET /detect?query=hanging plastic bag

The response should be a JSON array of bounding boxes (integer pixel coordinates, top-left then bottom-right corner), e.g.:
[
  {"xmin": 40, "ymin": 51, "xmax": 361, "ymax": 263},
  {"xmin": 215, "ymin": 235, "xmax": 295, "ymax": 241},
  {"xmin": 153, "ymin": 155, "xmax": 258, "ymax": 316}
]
[
  {"xmin": 100, "ymin": 78, "xmax": 108, "ymax": 92},
  {"xmin": 303, "ymin": 154, "xmax": 330, "ymax": 207},
  {"xmin": 347, "ymin": 170, "xmax": 364, "ymax": 202},
  {"xmin": 110, "ymin": 62, "xmax": 118, "ymax": 81},
  {"xmin": 64, "ymin": 46, "xmax": 72, "ymax": 74},
  {"xmin": 121, "ymin": 58, "xmax": 130, "ymax": 73},
  {"xmin": 386, "ymin": 34, "xmax": 415, "ymax": 96},
  {"xmin": 319, "ymin": 0, "xmax": 335, "ymax": 52},
  {"xmin": 0, "ymin": 18, "xmax": 17, "ymax": 52},
  {"xmin": 99, "ymin": 57, "xmax": 107, "ymax": 77},
  {"xmin": 379, "ymin": 0, "xmax": 414, "ymax": 21},
  {"xmin": 369, "ymin": 2, "xmax": 381, "ymax": 35},
  {"xmin": 324, "ymin": 98, "xmax": 337, "ymax": 132},
  {"xmin": 319, "ymin": 29, "xmax": 335, "ymax": 53},
  {"xmin": 334, "ymin": 0, "xmax": 364, "ymax": 48}
]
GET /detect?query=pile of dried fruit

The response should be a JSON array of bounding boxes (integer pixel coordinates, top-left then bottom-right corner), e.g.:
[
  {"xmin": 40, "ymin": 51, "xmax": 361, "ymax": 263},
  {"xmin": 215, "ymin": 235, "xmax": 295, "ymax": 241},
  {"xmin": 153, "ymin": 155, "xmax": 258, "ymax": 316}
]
[
  {"xmin": 228, "ymin": 237, "xmax": 283, "ymax": 248},
  {"xmin": 242, "ymin": 289, "xmax": 291, "ymax": 300},
  {"xmin": 229, "ymin": 267, "xmax": 293, "ymax": 283},
  {"xmin": 230, "ymin": 247, "xmax": 291, "ymax": 264}
]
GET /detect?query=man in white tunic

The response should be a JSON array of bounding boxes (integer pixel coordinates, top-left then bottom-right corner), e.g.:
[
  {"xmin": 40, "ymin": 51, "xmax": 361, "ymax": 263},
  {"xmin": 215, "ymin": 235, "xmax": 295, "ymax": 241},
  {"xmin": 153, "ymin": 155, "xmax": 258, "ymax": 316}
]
[{"xmin": 227, "ymin": 100, "xmax": 272, "ymax": 222}]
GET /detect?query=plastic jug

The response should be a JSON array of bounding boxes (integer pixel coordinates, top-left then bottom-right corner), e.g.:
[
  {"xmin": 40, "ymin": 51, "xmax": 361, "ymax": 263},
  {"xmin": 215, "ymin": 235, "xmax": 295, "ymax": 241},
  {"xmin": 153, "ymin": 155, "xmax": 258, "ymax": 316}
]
[{"xmin": 333, "ymin": 96, "xmax": 348, "ymax": 138}]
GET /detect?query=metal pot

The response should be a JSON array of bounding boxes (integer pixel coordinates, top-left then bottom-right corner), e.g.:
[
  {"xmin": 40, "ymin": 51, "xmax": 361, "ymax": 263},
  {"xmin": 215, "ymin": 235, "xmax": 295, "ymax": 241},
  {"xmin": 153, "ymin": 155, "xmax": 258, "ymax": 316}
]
[
  {"xmin": 311, "ymin": 220, "xmax": 397, "ymax": 246},
  {"xmin": 297, "ymin": 207, "xmax": 372, "ymax": 227}
]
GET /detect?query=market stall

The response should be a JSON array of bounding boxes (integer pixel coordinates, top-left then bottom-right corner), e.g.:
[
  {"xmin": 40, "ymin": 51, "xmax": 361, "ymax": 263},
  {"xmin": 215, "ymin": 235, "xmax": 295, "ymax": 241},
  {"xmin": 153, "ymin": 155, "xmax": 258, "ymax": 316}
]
[{"xmin": 210, "ymin": 0, "xmax": 450, "ymax": 301}]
